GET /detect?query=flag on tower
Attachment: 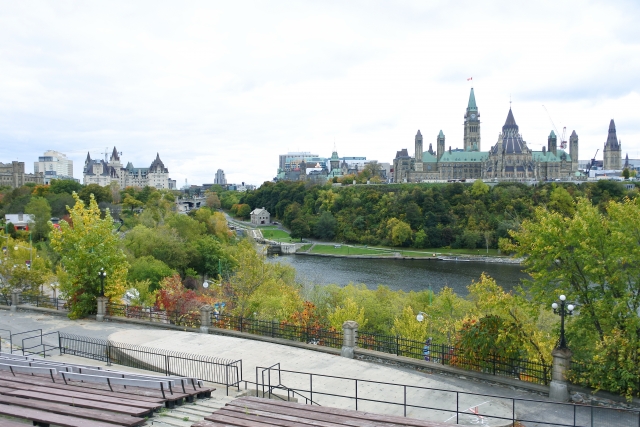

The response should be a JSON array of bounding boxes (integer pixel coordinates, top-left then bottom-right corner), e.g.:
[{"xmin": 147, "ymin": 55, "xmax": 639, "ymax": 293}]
[{"xmin": 467, "ymin": 77, "xmax": 473, "ymax": 81}]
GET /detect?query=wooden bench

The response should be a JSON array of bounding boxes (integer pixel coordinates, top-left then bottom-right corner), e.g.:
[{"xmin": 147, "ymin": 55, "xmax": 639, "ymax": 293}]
[
  {"xmin": 0, "ymin": 362, "xmax": 57, "ymax": 382},
  {"xmin": 0, "ymin": 394, "xmax": 146, "ymax": 426},
  {"xmin": 196, "ymin": 396, "xmax": 459, "ymax": 427},
  {"xmin": 0, "ymin": 402, "xmax": 133, "ymax": 427},
  {"xmin": 0, "ymin": 371, "xmax": 186, "ymax": 406},
  {"xmin": 75, "ymin": 367, "xmax": 207, "ymax": 397},
  {"xmin": 2, "ymin": 389, "xmax": 155, "ymax": 417},
  {"xmin": 0, "ymin": 418, "xmax": 44, "ymax": 427},
  {"xmin": 60, "ymin": 371, "xmax": 173, "ymax": 399}
]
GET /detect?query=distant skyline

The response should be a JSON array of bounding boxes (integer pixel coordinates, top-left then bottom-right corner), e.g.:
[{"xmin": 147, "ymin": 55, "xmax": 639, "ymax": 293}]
[{"xmin": 1, "ymin": 1, "xmax": 639, "ymax": 186}]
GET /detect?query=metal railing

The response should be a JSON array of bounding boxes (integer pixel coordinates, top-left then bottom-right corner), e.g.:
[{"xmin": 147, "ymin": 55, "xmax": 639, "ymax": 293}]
[
  {"xmin": 106, "ymin": 303, "xmax": 200, "ymax": 328},
  {"xmin": 19, "ymin": 295, "xmax": 67, "ymax": 311},
  {"xmin": 252, "ymin": 364, "xmax": 640, "ymax": 427},
  {"xmin": 58, "ymin": 332, "xmax": 243, "ymax": 395},
  {"xmin": 21, "ymin": 331, "xmax": 60, "ymax": 357},
  {"xmin": 212, "ymin": 312, "xmax": 343, "ymax": 348},
  {"xmin": 358, "ymin": 330, "xmax": 551, "ymax": 385}
]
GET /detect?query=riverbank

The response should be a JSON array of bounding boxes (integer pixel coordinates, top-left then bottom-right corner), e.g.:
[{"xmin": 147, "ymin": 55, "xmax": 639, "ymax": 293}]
[{"xmin": 296, "ymin": 251, "xmax": 523, "ymax": 264}]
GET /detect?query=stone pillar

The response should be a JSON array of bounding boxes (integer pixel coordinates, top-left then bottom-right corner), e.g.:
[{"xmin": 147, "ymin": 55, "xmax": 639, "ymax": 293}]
[
  {"xmin": 549, "ymin": 347, "xmax": 573, "ymax": 402},
  {"xmin": 341, "ymin": 320, "xmax": 359, "ymax": 359},
  {"xmin": 10, "ymin": 290, "xmax": 20, "ymax": 312},
  {"xmin": 199, "ymin": 305, "xmax": 213, "ymax": 333},
  {"xmin": 96, "ymin": 296, "xmax": 108, "ymax": 322}
]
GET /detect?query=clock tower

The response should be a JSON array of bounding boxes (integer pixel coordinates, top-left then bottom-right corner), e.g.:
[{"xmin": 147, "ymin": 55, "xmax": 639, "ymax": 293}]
[{"xmin": 463, "ymin": 88, "xmax": 481, "ymax": 151}]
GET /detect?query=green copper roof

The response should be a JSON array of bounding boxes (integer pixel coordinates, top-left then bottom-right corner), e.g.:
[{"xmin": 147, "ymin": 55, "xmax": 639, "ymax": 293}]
[
  {"xmin": 330, "ymin": 151, "xmax": 339, "ymax": 160},
  {"xmin": 422, "ymin": 152, "xmax": 438, "ymax": 163},
  {"xmin": 438, "ymin": 130, "xmax": 445, "ymax": 138},
  {"xmin": 532, "ymin": 149, "xmax": 571, "ymax": 162},
  {"xmin": 439, "ymin": 151, "xmax": 488, "ymax": 163},
  {"xmin": 467, "ymin": 88, "xmax": 477, "ymax": 111},
  {"xmin": 549, "ymin": 130, "xmax": 556, "ymax": 138}
]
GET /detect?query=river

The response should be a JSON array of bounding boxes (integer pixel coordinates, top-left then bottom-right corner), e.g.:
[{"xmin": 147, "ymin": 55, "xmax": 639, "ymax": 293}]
[{"xmin": 269, "ymin": 255, "xmax": 529, "ymax": 296}]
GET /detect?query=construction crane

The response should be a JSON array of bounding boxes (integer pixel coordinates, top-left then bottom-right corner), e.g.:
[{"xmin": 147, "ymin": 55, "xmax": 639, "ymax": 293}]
[
  {"xmin": 542, "ymin": 105, "xmax": 568, "ymax": 149},
  {"xmin": 586, "ymin": 149, "xmax": 599, "ymax": 175}
]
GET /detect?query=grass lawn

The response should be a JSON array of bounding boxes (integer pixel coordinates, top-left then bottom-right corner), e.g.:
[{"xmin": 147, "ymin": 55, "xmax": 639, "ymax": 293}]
[
  {"xmin": 308, "ymin": 244, "xmax": 504, "ymax": 257},
  {"xmin": 299, "ymin": 244, "xmax": 313, "ymax": 252},
  {"xmin": 262, "ymin": 229, "xmax": 291, "ymax": 242},
  {"xmin": 310, "ymin": 244, "xmax": 395, "ymax": 256}
]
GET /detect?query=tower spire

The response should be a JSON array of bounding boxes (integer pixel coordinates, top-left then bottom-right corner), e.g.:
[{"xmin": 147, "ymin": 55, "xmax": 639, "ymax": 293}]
[{"xmin": 467, "ymin": 88, "xmax": 477, "ymax": 111}]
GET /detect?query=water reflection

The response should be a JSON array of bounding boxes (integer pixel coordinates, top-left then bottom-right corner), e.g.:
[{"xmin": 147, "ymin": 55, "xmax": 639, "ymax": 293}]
[{"xmin": 269, "ymin": 255, "xmax": 529, "ymax": 296}]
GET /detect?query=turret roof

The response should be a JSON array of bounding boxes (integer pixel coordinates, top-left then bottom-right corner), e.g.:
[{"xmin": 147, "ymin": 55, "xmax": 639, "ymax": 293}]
[
  {"xmin": 111, "ymin": 147, "xmax": 120, "ymax": 161},
  {"xmin": 502, "ymin": 108, "xmax": 518, "ymax": 132},
  {"xmin": 438, "ymin": 130, "xmax": 445, "ymax": 138},
  {"xmin": 416, "ymin": 130, "xmax": 422, "ymax": 137},
  {"xmin": 549, "ymin": 130, "xmax": 556, "ymax": 138},
  {"xmin": 605, "ymin": 119, "xmax": 619, "ymax": 148}
]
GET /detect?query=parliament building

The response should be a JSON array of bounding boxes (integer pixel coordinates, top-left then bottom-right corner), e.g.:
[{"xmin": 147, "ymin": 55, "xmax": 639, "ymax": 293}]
[{"xmin": 393, "ymin": 89, "xmax": 582, "ymax": 182}]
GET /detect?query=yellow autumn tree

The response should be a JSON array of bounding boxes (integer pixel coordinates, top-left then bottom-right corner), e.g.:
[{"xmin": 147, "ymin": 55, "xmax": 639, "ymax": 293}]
[{"xmin": 50, "ymin": 193, "xmax": 128, "ymax": 318}]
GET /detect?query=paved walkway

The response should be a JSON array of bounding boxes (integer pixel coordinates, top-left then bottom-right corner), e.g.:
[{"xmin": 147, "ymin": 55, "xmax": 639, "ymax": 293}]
[{"xmin": 110, "ymin": 329, "xmax": 513, "ymax": 425}]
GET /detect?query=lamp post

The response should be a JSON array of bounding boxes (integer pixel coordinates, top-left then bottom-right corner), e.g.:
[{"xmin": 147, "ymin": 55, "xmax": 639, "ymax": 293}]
[
  {"xmin": 98, "ymin": 268, "xmax": 107, "ymax": 297},
  {"xmin": 549, "ymin": 294, "xmax": 575, "ymax": 402},
  {"xmin": 551, "ymin": 295, "xmax": 575, "ymax": 349}
]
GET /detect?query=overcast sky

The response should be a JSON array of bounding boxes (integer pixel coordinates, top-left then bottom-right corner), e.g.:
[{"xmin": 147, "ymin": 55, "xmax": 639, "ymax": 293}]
[{"xmin": 1, "ymin": 1, "xmax": 639, "ymax": 186}]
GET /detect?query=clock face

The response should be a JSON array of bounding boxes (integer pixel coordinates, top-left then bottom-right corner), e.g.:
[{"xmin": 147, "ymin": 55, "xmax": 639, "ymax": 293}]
[{"xmin": 471, "ymin": 114, "xmax": 476, "ymax": 119}]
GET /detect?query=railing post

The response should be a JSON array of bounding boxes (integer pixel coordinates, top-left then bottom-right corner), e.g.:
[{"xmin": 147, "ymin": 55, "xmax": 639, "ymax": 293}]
[
  {"xmin": 96, "ymin": 296, "xmax": 108, "ymax": 322},
  {"xmin": 199, "ymin": 305, "xmax": 212, "ymax": 333},
  {"xmin": 549, "ymin": 347, "xmax": 573, "ymax": 402},
  {"xmin": 239, "ymin": 316, "xmax": 243, "ymax": 333},
  {"xmin": 396, "ymin": 335, "xmax": 399, "ymax": 356},
  {"xmin": 341, "ymin": 320, "xmax": 359, "ymax": 359},
  {"xmin": 271, "ymin": 319, "xmax": 276, "ymax": 338},
  {"xmin": 10, "ymin": 290, "xmax": 20, "ymax": 312}
]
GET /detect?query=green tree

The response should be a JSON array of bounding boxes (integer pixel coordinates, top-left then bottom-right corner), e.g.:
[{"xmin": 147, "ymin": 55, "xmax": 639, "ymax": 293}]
[
  {"xmin": 79, "ymin": 184, "xmax": 113, "ymax": 205},
  {"xmin": 508, "ymin": 197, "xmax": 640, "ymax": 398},
  {"xmin": 328, "ymin": 297, "xmax": 368, "ymax": 330},
  {"xmin": 314, "ymin": 211, "xmax": 337, "ymax": 240},
  {"xmin": 127, "ymin": 256, "xmax": 176, "ymax": 291},
  {"xmin": 236, "ymin": 204, "xmax": 251, "ymax": 219},
  {"xmin": 123, "ymin": 194, "xmax": 143, "ymax": 212},
  {"xmin": 206, "ymin": 192, "xmax": 221, "ymax": 209},
  {"xmin": 25, "ymin": 197, "xmax": 52, "ymax": 241},
  {"xmin": 470, "ymin": 179, "xmax": 490, "ymax": 197},
  {"xmin": 387, "ymin": 218, "xmax": 412, "ymax": 246},
  {"xmin": 0, "ymin": 236, "xmax": 50, "ymax": 303},
  {"xmin": 414, "ymin": 229, "xmax": 428, "ymax": 248},
  {"xmin": 290, "ymin": 218, "xmax": 310, "ymax": 240},
  {"xmin": 50, "ymin": 193, "xmax": 129, "ymax": 318},
  {"xmin": 623, "ymin": 168, "xmax": 630, "ymax": 180},
  {"xmin": 50, "ymin": 179, "xmax": 82, "ymax": 195}
]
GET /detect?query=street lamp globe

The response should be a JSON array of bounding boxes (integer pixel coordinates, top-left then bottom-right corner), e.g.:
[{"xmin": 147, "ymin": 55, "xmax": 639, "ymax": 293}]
[
  {"xmin": 559, "ymin": 295, "xmax": 566, "ymax": 301},
  {"xmin": 551, "ymin": 302, "xmax": 558, "ymax": 310},
  {"xmin": 203, "ymin": 281, "xmax": 209, "ymax": 289},
  {"xmin": 567, "ymin": 304, "xmax": 575, "ymax": 312}
]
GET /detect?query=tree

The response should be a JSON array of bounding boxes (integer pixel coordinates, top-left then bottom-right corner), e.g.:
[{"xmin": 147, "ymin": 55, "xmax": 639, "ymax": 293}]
[
  {"xmin": 79, "ymin": 184, "xmax": 112, "ymax": 205},
  {"xmin": 470, "ymin": 179, "xmax": 490, "ymax": 197},
  {"xmin": 387, "ymin": 218, "xmax": 412, "ymax": 246},
  {"xmin": 25, "ymin": 197, "xmax": 52, "ymax": 241},
  {"xmin": 127, "ymin": 256, "xmax": 176, "ymax": 292},
  {"xmin": 123, "ymin": 194, "xmax": 143, "ymax": 212},
  {"xmin": 414, "ymin": 229, "xmax": 428, "ymax": 248},
  {"xmin": 623, "ymin": 168, "xmax": 630, "ymax": 180},
  {"xmin": 290, "ymin": 218, "xmax": 310, "ymax": 240},
  {"xmin": 508, "ymin": 198, "xmax": 640, "ymax": 398},
  {"xmin": 328, "ymin": 298, "xmax": 368, "ymax": 330},
  {"xmin": 314, "ymin": 211, "xmax": 337, "ymax": 240},
  {"xmin": 109, "ymin": 181, "xmax": 122, "ymax": 204},
  {"xmin": 206, "ymin": 192, "xmax": 221, "ymax": 209},
  {"xmin": 0, "ymin": 236, "xmax": 50, "ymax": 304},
  {"xmin": 236, "ymin": 204, "xmax": 251, "ymax": 219},
  {"xmin": 50, "ymin": 193, "xmax": 129, "ymax": 318},
  {"xmin": 50, "ymin": 179, "xmax": 82, "ymax": 195}
]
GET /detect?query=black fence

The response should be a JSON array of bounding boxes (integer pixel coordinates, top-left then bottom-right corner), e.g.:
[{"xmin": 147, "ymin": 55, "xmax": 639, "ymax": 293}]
[
  {"xmin": 358, "ymin": 330, "xmax": 551, "ymax": 385},
  {"xmin": 106, "ymin": 302, "xmax": 551, "ymax": 386},
  {"xmin": 19, "ymin": 295, "xmax": 67, "ymax": 311},
  {"xmin": 106, "ymin": 303, "xmax": 200, "ymax": 328},
  {"xmin": 58, "ymin": 332, "xmax": 242, "ymax": 395},
  {"xmin": 250, "ymin": 364, "xmax": 640, "ymax": 427},
  {"xmin": 211, "ymin": 312, "xmax": 343, "ymax": 349}
]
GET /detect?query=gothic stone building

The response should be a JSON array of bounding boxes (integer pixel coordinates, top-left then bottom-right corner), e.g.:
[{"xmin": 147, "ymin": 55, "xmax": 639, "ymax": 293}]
[
  {"xmin": 393, "ymin": 89, "xmax": 580, "ymax": 183},
  {"xmin": 83, "ymin": 147, "xmax": 174, "ymax": 189}
]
